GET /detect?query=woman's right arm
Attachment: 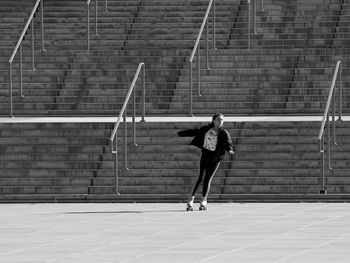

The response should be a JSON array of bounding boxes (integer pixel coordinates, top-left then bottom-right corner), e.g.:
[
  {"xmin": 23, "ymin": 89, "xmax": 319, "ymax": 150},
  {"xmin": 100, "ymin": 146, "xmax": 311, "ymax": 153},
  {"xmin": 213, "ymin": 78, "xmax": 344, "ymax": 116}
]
[{"xmin": 177, "ymin": 128, "xmax": 200, "ymax": 137}]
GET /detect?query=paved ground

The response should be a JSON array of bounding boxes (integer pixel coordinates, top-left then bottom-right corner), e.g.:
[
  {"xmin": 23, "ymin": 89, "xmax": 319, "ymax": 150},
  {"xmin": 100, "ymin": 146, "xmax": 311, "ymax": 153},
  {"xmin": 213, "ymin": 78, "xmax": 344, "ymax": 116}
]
[{"xmin": 1, "ymin": 202, "xmax": 350, "ymax": 263}]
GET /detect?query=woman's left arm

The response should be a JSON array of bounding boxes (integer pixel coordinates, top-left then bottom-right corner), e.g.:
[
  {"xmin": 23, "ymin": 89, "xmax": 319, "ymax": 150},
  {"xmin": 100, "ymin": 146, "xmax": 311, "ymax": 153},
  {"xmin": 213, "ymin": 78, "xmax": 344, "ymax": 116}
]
[{"xmin": 224, "ymin": 130, "xmax": 234, "ymax": 154}]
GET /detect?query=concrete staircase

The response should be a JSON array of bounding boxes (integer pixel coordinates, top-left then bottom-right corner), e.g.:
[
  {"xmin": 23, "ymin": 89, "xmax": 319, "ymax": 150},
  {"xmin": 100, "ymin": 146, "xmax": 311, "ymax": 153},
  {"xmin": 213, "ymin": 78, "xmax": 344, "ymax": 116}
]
[
  {"xmin": 173, "ymin": 48, "xmax": 350, "ymax": 115},
  {"xmin": 1, "ymin": 119, "xmax": 350, "ymax": 202},
  {"xmin": 0, "ymin": 0, "xmax": 239, "ymax": 116},
  {"xmin": 0, "ymin": 122, "xmax": 114, "ymax": 201},
  {"xmin": 171, "ymin": 0, "xmax": 350, "ymax": 115},
  {"xmin": 229, "ymin": 0, "xmax": 346, "ymax": 49},
  {"xmin": 0, "ymin": 0, "xmax": 350, "ymax": 202},
  {"xmin": 0, "ymin": 0, "xmax": 33, "ymax": 106},
  {"xmin": 0, "ymin": 0, "xmax": 33, "ymax": 51},
  {"xmin": 2, "ymin": 0, "xmax": 348, "ymax": 116},
  {"xmin": 109, "ymin": 120, "xmax": 350, "ymax": 201}
]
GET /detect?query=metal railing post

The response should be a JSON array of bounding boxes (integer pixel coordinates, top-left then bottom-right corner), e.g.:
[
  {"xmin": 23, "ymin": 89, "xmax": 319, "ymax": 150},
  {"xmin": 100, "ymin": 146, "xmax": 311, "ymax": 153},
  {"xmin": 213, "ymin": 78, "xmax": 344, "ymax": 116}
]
[
  {"xmin": 190, "ymin": 63, "xmax": 193, "ymax": 116},
  {"xmin": 253, "ymin": 0, "xmax": 257, "ymax": 34},
  {"xmin": 9, "ymin": 63, "xmax": 13, "ymax": 117},
  {"xmin": 114, "ymin": 137, "xmax": 120, "ymax": 195},
  {"xmin": 248, "ymin": 0, "xmax": 251, "ymax": 49},
  {"xmin": 105, "ymin": 0, "xmax": 108, "ymax": 12},
  {"xmin": 110, "ymin": 62, "xmax": 145, "ymax": 195},
  {"xmin": 338, "ymin": 64, "xmax": 343, "ymax": 121},
  {"xmin": 95, "ymin": 0, "xmax": 98, "ymax": 35},
  {"xmin": 213, "ymin": 0, "xmax": 216, "ymax": 50},
  {"xmin": 31, "ymin": 21, "xmax": 35, "ymax": 70},
  {"xmin": 260, "ymin": 0, "xmax": 264, "ymax": 11},
  {"xmin": 19, "ymin": 45, "xmax": 23, "ymax": 97},
  {"xmin": 332, "ymin": 86, "xmax": 336, "ymax": 145},
  {"xmin": 327, "ymin": 113, "xmax": 331, "ymax": 170},
  {"xmin": 123, "ymin": 111, "xmax": 128, "ymax": 171},
  {"xmin": 320, "ymin": 137, "xmax": 325, "ymax": 193},
  {"xmin": 87, "ymin": 1, "xmax": 90, "ymax": 50},
  {"xmin": 317, "ymin": 61, "xmax": 341, "ymax": 194},
  {"xmin": 197, "ymin": 42, "xmax": 201, "ymax": 96},
  {"xmin": 40, "ymin": 0, "xmax": 45, "ymax": 52},
  {"xmin": 142, "ymin": 64, "xmax": 146, "ymax": 122},
  {"xmin": 133, "ymin": 83, "xmax": 136, "ymax": 146},
  {"xmin": 189, "ymin": 0, "xmax": 214, "ymax": 116},
  {"xmin": 9, "ymin": 0, "xmax": 44, "ymax": 116},
  {"xmin": 206, "ymin": 20, "xmax": 209, "ymax": 70}
]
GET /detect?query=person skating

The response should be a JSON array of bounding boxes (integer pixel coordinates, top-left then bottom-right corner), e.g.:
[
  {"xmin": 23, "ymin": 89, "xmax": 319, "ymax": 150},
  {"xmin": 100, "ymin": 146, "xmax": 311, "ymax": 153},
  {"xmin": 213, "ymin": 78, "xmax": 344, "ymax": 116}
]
[{"xmin": 177, "ymin": 113, "xmax": 234, "ymax": 211}]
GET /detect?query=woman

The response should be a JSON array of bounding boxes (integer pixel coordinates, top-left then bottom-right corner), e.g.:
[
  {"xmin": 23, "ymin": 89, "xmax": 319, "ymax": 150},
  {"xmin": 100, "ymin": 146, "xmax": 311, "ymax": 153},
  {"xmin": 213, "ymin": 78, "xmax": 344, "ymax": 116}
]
[{"xmin": 177, "ymin": 113, "xmax": 234, "ymax": 211}]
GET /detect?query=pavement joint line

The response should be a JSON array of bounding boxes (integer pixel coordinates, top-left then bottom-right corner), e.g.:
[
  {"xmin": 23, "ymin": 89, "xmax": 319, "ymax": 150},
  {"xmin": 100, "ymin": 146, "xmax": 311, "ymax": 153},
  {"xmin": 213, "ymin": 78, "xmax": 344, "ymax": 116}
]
[
  {"xmin": 115, "ymin": 203, "xmax": 290, "ymax": 263},
  {"xmin": 1, "ymin": 203, "xmax": 349, "ymax": 263},
  {"xmin": 46, "ymin": 203, "xmax": 237, "ymax": 262},
  {"xmin": 129, "ymin": 204, "xmax": 331, "ymax": 262},
  {"xmin": 45, "ymin": 203, "xmax": 279, "ymax": 263},
  {"xmin": 40, "ymin": 202, "xmax": 200, "ymax": 262},
  {"xmin": 0, "ymin": 203, "xmax": 170, "ymax": 257},
  {"xmin": 273, "ymin": 230, "xmax": 350, "ymax": 263},
  {"xmin": 43, "ymin": 221, "xmax": 143, "ymax": 263},
  {"xmin": 272, "ymin": 210, "xmax": 350, "ymax": 262},
  {"xmin": 197, "ymin": 203, "xmax": 344, "ymax": 262},
  {"xmin": 0, "ymin": 203, "xmax": 96, "ymax": 225}
]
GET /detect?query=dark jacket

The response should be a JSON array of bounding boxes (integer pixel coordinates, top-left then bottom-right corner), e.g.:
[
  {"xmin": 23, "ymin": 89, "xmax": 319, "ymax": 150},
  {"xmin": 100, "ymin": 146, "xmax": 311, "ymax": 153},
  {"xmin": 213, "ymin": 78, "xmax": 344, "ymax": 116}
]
[{"xmin": 177, "ymin": 123, "xmax": 234, "ymax": 162}]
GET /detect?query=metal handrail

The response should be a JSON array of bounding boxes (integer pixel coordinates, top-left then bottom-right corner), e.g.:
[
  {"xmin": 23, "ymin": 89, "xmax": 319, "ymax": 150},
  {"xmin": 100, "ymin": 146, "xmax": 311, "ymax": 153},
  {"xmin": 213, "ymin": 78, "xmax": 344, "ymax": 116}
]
[
  {"xmin": 110, "ymin": 63, "xmax": 146, "ymax": 195},
  {"xmin": 248, "ymin": 0, "xmax": 264, "ymax": 49},
  {"xmin": 87, "ymin": 0, "xmax": 110, "ymax": 49},
  {"xmin": 188, "ymin": 0, "xmax": 264, "ymax": 115},
  {"xmin": 318, "ymin": 60, "xmax": 342, "ymax": 194},
  {"xmin": 86, "ymin": 0, "xmax": 99, "ymax": 50},
  {"xmin": 189, "ymin": 0, "xmax": 216, "ymax": 116},
  {"xmin": 8, "ymin": 0, "xmax": 45, "ymax": 117}
]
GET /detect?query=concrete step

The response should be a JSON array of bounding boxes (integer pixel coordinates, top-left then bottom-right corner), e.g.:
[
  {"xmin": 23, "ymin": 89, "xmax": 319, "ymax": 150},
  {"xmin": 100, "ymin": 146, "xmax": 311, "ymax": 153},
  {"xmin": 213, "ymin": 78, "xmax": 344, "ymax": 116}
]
[
  {"xmin": 0, "ymin": 186, "xmax": 88, "ymax": 195},
  {"xmin": 0, "ymin": 119, "xmax": 349, "ymax": 200},
  {"xmin": 0, "ymin": 178, "xmax": 92, "ymax": 186},
  {"xmin": 0, "ymin": 153, "xmax": 112, "ymax": 162}
]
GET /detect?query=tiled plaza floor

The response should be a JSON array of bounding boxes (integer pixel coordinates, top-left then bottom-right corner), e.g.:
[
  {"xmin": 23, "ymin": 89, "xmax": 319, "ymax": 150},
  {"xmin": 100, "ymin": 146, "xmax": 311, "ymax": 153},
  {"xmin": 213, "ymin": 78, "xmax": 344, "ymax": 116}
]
[{"xmin": 1, "ymin": 202, "xmax": 350, "ymax": 263}]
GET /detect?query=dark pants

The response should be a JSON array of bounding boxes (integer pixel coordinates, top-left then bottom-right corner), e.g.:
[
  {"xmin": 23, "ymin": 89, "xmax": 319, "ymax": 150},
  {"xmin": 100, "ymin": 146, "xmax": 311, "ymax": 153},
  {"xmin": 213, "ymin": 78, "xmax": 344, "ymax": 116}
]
[{"xmin": 191, "ymin": 149, "xmax": 220, "ymax": 198}]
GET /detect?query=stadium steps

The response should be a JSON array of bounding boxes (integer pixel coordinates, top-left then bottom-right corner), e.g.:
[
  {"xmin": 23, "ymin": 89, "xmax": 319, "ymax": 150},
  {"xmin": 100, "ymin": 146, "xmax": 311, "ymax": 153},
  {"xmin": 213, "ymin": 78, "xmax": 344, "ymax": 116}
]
[
  {"xmin": 0, "ymin": 122, "xmax": 114, "ymax": 199},
  {"xmin": 1, "ymin": 0, "xmax": 349, "ymax": 116},
  {"xmin": 1, "ymin": 118, "xmax": 350, "ymax": 202}
]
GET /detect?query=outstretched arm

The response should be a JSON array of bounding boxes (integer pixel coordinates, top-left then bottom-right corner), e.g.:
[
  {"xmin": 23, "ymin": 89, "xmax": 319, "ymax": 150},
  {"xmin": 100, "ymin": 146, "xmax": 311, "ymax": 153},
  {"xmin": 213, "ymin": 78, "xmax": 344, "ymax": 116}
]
[{"xmin": 177, "ymin": 128, "xmax": 200, "ymax": 137}]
